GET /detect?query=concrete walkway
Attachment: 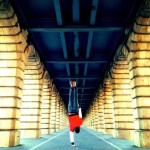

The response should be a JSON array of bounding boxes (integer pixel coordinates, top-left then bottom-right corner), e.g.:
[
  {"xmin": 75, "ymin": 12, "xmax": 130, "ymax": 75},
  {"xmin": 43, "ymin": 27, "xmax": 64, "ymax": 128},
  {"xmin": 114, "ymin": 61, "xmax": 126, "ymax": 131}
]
[{"xmin": 0, "ymin": 128, "xmax": 150, "ymax": 150}]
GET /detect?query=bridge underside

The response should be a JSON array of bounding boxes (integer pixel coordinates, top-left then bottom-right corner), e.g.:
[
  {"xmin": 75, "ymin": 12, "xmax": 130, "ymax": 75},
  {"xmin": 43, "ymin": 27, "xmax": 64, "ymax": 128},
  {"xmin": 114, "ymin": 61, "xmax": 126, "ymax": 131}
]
[{"xmin": 0, "ymin": 0, "xmax": 150, "ymax": 149}]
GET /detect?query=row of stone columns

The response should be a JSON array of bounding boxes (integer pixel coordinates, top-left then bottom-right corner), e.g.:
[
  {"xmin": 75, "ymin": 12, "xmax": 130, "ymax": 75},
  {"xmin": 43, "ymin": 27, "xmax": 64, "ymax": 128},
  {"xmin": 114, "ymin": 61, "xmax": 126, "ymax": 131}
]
[
  {"xmin": 41, "ymin": 79, "xmax": 68, "ymax": 136},
  {"xmin": 103, "ymin": 79, "xmax": 113, "ymax": 135},
  {"xmin": 111, "ymin": 59, "xmax": 134, "ymax": 140},
  {"xmin": 41, "ymin": 78, "xmax": 52, "ymax": 134},
  {"xmin": 21, "ymin": 58, "xmax": 44, "ymax": 138},
  {"xmin": 0, "ymin": 6, "xmax": 68, "ymax": 147},
  {"xmin": 84, "ymin": 1, "xmax": 150, "ymax": 148},
  {"xmin": 0, "ymin": 5, "xmax": 29, "ymax": 147}
]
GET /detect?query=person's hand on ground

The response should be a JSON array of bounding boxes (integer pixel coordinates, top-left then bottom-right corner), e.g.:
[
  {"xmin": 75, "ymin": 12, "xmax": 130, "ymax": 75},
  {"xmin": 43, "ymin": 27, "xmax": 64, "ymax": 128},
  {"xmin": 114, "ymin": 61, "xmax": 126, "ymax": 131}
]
[{"xmin": 70, "ymin": 81, "xmax": 76, "ymax": 87}]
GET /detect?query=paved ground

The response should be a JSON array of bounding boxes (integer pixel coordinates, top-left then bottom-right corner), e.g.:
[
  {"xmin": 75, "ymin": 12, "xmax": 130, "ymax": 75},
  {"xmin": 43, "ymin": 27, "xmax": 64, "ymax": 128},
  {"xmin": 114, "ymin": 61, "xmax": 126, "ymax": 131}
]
[{"xmin": 0, "ymin": 128, "xmax": 150, "ymax": 150}]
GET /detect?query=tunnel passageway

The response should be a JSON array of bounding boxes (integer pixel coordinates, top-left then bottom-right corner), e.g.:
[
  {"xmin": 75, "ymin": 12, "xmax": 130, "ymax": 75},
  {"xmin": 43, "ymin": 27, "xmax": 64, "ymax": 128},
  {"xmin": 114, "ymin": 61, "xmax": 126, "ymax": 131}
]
[{"xmin": 0, "ymin": 0, "xmax": 150, "ymax": 149}]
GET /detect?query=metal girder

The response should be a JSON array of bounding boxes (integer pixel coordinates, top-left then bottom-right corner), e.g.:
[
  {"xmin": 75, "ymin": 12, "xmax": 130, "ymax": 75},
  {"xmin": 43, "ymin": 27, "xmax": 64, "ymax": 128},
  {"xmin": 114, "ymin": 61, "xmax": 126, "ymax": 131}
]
[
  {"xmin": 85, "ymin": 0, "xmax": 98, "ymax": 58},
  {"xmin": 60, "ymin": 33, "xmax": 68, "ymax": 59},
  {"xmin": 90, "ymin": 0, "xmax": 98, "ymax": 25},
  {"xmin": 61, "ymin": 94, "xmax": 92, "ymax": 96},
  {"xmin": 53, "ymin": 0, "xmax": 70, "ymax": 77},
  {"xmin": 73, "ymin": 0, "xmax": 80, "ymax": 23},
  {"xmin": 28, "ymin": 17, "xmax": 125, "ymax": 28},
  {"xmin": 78, "ymin": 99, "xmax": 91, "ymax": 101},
  {"xmin": 44, "ymin": 53, "xmax": 109, "ymax": 61},
  {"xmin": 45, "ymin": 59, "xmax": 109, "ymax": 63},
  {"xmin": 86, "ymin": 31, "xmax": 93, "ymax": 59},
  {"xmin": 66, "ymin": 64, "xmax": 70, "ymax": 76},
  {"xmin": 53, "ymin": 76, "xmax": 100, "ymax": 80},
  {"xmin": 74, "ymin": 33, "xmax": 79, "ymax": 75},
  {"xmin": 63, "ymin": 99, "xmax": 90, "ymax": 101},
  {"xmin": 74, "ymin": 32, "xmax": 79, "ymax": 58},
  {"xmin": 53, "ymin": 0, "xmax": 62, "ymax": 25},
  {"xmin": 59, "ymin": 87, "xmax": 96, "ymax": 89},
  {"xmin": 72, "ymin": 0, "xmax": 80, "ymax": 77},
  {"xmin": 62, "ymin": 44, "xmax": 70, "ymax": 76},
  {"xmin": 82, "ymin": 0, "xmax": 99, "ymax": 98},
  {"xmin": 29, "ymin": 26, "xmax": 124, "ymax": 32}
]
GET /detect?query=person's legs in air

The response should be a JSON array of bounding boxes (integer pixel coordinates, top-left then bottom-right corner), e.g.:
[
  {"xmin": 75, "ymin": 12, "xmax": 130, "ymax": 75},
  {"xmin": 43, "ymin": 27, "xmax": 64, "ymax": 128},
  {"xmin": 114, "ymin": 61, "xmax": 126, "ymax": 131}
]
[{"xmin": 68, "ymin": 81, "xmax": 78, "ymax": 114}]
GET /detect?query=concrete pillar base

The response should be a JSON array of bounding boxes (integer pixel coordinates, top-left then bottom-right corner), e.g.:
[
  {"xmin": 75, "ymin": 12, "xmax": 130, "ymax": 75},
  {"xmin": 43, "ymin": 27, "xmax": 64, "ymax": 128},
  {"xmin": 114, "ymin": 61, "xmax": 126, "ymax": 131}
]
[
  {"xmin": 21, "ymin": 130, "xmax": 40, "ymax": 138},
  {"xmin": 98, "ymin": 129, "xmax": 105, "ymax": 133},
  {"xmin": 105, "ymin": 129, "xmax": 113, "ymax": 135},
  {"xmin": 50, "ymin": 129, "xmax": 56, "ymax": 133},
  {"xmin": 0, "ymin": 131, "xmax": 20, "ymax": 147},
  {"xmin": 41, "ymin": 129, "xmax": 49, "ymax": 135},
  {"xmin": 134, "ymin": 130, "xmax": 150, "ymax": 148},
  {"xmin": 113, "ymin": 129, "xmax": 134, "ymax": 140}
]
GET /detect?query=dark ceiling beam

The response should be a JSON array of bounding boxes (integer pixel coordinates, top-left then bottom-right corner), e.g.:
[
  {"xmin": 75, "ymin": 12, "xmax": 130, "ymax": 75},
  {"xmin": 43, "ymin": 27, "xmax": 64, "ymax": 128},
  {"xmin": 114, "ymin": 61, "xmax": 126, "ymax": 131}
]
[
  {"xmin": 53, "ymin": 0, "xmax": 62, "ymax": 25},
  {"xmin": 74, "ymin": 32, "xmax": 79, "ymax": 58},
  {"xmin": 59, "ymin": 87, "xmax": 96, "ymax": 89},
  {"xmin": 66, "ymin": 64, "xmax": 70, "ymax": 76},
  {"xmin": 90, "ymin": 0, "xmax": 98, "ymax": 25},
  {"xmin": 79, "ymin": 99, "xmax": 90, "ymax": 101},
  {"xmin": 53, "ymin": 77, "xmax": 100, "ymax": 80},
  {"xmin": 29, "ymin": 17, "xmax": 125, "ymax": 28},
  {"xmin": 63, "ymin": 99, "xmax": 90, "ymax": 101},
  {"xmin": 85, "ymin": 0, "xmax": 98, "ymax": 58},
  {"xmin": 60, "ymin": 33, "xmax": 68, "ymax": 59},
  {"xmin": 44, "ymin": 54, "xmax": 109, "ymax": 61},
  {"xmin": 73, "ymin": 0, "xmax": 80, "ymax": 77},
  {"xmin": 53, "ymin": 0, "xmax": 70, "ymax": 77},
  {"xmin": 73, "ymin": 0, "xmax": 80, "ymax": 23},
  {"xmin": 86, "ymin": 31, "xmax": 93, "ymax": 59},
  {"xmin": 29, "ymin": 26, "xmax": 123, "ymax": 32},
  {"xmin": 62, "ymin": 94, "xmax": 92, "ymax": 96},
  {"xmin": 74, "ymin": 34, "xmax": 79, "ymax": 76},
  {"xmin": 44, "ymin": 58, "xmax": 109, "ymax": 63},
  {"xmin": 82, "ymin": 0, "xmax": 98, "ymax": 97}
]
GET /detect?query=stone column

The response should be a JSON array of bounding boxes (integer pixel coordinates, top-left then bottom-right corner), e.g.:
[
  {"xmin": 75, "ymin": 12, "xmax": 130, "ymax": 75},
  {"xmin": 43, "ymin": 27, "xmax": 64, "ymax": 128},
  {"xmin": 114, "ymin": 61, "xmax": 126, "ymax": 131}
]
[
  {"xmin": 61, "ymin": 105, "xmax": 65, "ymax": 129},
  {"xmin": 50, "ymin": 89, "xmax": 57, "ymax": 133},
  {"xmin": 56, "ymin": 96, "xmax": 60, "ymax": 131},
  {"xmin": 89, "ymin": 108, "xmax": 93, "ymax": 129},
  {"xmin": 98, "ymin": 90, "xmax": 105, "ymax": 133},
  {"xmin": 91, "ymin": 104, "xmax": 95, "ymax": 130},
  {"xmin": 103, "ymin": 78, "xmax": 114, "ymax": 135},
  {"xmin": 125, "ymin": 3, "xmax": 150, "ymax": 146},
  {"xmin": 96, "ymin": 92, "xmax": 101, "ymax": 132},
  {"xmin": 92, "ymin": 102, "xmax": 97, "ymax": 130},
  {"xmin": 59, "ymin": 101, "xmax": 63, "ymax": 130},
  {"xmin": 85, "ymin": 109, "xmax": 90, "ymax": 128},
  {"xmin": 93, "ymin": 104, "xmax": 96, "ymax": 130},
  {"xmin": 110, "ymin": 58, "xmax": 134, "ymax": 140},
  {"xmin": 0, "ymin": 5, "xmax": 30, "ymax": 147},
  {"xmin": 62, "ymin": 107, "xmax": 68, "ymax": 129},
  {"xmin": 41, "ymin": 78, "xmax": 52, "ymax": 134},
  {"xmin": 21, "ymin": 58, "xmax": 44, "ymax": 138},
  {"xmin": 94, "ymin": 99, "xmax": 99, "ymax": 131}
]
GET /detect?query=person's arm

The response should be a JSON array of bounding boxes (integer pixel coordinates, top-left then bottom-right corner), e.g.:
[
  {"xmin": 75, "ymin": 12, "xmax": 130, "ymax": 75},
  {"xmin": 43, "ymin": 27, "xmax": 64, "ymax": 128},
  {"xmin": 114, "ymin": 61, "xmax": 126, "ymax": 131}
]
[{"xmin": 70, "ymin": 131, "xmax": 75, "ymax": 145}]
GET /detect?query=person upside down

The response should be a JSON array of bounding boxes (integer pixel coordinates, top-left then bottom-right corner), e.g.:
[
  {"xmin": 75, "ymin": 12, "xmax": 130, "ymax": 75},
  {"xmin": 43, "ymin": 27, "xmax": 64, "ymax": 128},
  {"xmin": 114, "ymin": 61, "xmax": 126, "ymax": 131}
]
[{"xmin": 68, "ymin": 80, "xmax": 83, "ymax": 147}]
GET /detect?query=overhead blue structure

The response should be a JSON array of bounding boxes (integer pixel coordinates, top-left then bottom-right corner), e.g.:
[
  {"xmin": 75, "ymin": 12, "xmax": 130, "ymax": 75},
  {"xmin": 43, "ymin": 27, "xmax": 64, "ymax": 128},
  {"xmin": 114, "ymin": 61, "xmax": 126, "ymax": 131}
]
[{"xmin": 10, "ymin": 0, "xmax": 143, "ymax": 117}]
